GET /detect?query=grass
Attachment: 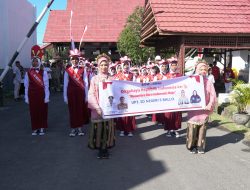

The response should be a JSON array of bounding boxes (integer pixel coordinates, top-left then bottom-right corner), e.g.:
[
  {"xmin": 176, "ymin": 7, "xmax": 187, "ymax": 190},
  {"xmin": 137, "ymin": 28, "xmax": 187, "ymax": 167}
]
[{"xmin": 210, "ymin": 112, "xmax": 250, "ymax": 141}]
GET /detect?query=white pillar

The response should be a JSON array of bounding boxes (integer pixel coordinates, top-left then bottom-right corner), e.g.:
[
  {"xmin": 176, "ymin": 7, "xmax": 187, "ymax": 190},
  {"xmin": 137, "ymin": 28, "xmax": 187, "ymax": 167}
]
[{"xmin": 248, "ymin": 53, "xmax": 250, "ymax": 83}]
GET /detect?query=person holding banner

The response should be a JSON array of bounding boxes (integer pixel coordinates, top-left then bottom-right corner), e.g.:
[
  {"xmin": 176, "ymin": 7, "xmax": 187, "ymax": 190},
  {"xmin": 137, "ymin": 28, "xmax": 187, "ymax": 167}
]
[
  {"xmin": 63, "ymin": 49, "xmax": 89, "ymax": 137},
  {"xmin": 186, "ymin": 60, "xmax": 216, "ymax": 154},
  {"xmin": 164, "ymin": 59, "xmax": 182, "ymax": 138},
  {"xmin": 24, "ymin": 57, "xmax": 50, "ymax": 136},
  {"xmin": 114, "ymin": 56, "xmax": 136, "ymax": 137},
  {"xmin": 88, "ymin": 53, "xmax": 115, "ymax": 159}
]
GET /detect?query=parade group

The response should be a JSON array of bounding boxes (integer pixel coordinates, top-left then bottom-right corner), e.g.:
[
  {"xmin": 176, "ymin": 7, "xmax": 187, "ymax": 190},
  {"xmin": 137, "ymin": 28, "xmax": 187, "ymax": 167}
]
[{"xmin": 15, "ymin": 47, "xmax": 217, "ymax": 159}]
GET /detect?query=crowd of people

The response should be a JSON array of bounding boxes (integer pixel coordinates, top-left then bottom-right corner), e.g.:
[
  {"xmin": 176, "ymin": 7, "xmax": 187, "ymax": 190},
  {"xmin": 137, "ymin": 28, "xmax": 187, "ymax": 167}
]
[{"xmin": 16, "ymin": 48, "xmax": 217, "ymax": 159}]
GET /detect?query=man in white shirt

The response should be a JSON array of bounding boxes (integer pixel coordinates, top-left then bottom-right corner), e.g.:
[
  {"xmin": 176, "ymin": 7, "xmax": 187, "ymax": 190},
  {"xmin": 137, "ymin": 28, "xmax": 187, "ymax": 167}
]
[{"xmin": 13, "ymin": 61, "xmax": 22, "ymax": 101}]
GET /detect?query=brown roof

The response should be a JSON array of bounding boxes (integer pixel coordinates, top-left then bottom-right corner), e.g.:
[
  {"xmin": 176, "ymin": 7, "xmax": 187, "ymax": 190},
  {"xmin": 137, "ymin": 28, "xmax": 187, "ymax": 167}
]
[
  {"xmin": 141, "ymin": 0, "xmax": 250, "ymax": 42},
  {"xmin": 44, "ymin": 0, "xmax": 144, "ymax": 43}
]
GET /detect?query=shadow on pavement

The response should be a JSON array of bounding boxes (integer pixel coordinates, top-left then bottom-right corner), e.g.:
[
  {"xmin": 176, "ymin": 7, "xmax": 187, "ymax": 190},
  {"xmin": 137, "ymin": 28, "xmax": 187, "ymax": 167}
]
[
  {"xmin": 0, "ymin": 94, "xmax": 167, "ymax": 190},
  {"xmin": 0, "ymin": 94, "xmax": 248, "ymax": 190},
  {"xmin": 205, "ymin": 120, "xmax": 245, "ymax": 152}
]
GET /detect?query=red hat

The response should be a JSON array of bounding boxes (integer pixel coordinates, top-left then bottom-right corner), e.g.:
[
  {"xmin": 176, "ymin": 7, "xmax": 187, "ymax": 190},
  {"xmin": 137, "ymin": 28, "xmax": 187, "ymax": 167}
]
[
  {"xmin": 85, "ymin": 60, "xmax": 91, "ymax": 67},
  {"xmin": 159, "ymin": 59, "xmax": 169, "ymax": 65},
  {"xmin": 31, "ymin": 45, "xmax": 43, "ymax": 59},
  {"xmin": 130, "ymin": 66, "xmax": 139, "ymax": 71},
  {"xmin": 109, "ymin": 62, "xmax": 117, "ymax": 69},
  {"xmin": 120, "ymin": 56, "xmax": 131, "ymax": 63},
  {"xmin": 140, "ymin": 65, "xmax": 147, "ymax": 70},
  {"xmin": 167, "ymin": 57, "xmax": 178, "ymax": 65}
]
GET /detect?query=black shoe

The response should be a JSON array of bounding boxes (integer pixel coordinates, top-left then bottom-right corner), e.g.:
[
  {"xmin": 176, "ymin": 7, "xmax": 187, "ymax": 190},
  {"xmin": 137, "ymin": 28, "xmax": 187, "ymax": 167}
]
[
  {"xmin": 197, "ymin": 147, "xmax": 205, "ymax": 154},
  {"xmin": 170, "ymin": 131, "xmax": 176, "ymax": 137},
  {"xmin": 97, "ymin": 151, "xmax": 102, "ymax": 159},
  {"xmin": 101, "ymin": 150, "xmax": 110, "ymax": 159},
  {"xmin": 190, "ymin": 148, "xmax": 197, "ymax": 154}
]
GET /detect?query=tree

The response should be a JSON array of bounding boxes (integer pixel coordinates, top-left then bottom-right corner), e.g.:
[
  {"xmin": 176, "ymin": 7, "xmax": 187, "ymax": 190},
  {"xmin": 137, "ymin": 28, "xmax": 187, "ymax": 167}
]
[{"xmin": 117, "ymin": 6, "xmax": 155, "ymax": 65}]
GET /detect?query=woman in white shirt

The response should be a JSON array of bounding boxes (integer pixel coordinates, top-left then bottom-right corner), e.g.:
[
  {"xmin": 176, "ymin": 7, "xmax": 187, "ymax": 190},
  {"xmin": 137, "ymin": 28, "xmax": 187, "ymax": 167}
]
[{"xmin": 207, "ymin": 67, "xmax": 215, "ymax": 84}]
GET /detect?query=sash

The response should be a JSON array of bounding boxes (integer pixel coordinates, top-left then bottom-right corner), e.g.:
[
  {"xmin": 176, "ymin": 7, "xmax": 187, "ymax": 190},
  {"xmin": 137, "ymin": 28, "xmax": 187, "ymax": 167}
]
[
  {"xmin": 66, "ymin": 67, "xmax": 84, "ymax": 90},
  {"xmin": 166, "ymin": 72, "xmax": 182, "ymax": 79},
  {"xmin": 140, "ymin": 75, "xmax": 150, "ymax": 83},
  {"xmin": 29, "ymin": 69, "xmax": 44, "ymax": 88},
  {"xmin": 122, "ymin": 72, "xmax": 133, "ymax": 81}
]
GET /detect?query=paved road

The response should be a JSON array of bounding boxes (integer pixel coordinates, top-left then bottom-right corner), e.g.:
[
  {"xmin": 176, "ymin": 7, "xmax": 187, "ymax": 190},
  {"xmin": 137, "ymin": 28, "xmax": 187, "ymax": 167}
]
[{"xmin": 0, "ymin": 93, "xmax": 250, "ymax": 190}]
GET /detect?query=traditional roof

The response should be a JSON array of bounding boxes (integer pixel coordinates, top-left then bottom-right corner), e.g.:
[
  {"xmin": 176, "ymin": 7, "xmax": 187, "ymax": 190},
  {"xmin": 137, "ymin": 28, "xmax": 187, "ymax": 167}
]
[
  {"xmin": 44, "ymin": 0, "xmax": 144, "ymax": 43},
  {"xmin": 141, "ymin": 0, "xmax": 250, "ymax": 43}
]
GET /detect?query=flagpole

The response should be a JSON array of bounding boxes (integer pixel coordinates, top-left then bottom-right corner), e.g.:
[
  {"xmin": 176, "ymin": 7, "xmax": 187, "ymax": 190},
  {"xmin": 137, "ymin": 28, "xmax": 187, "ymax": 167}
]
[{"xmin": 0, "ymin": 0, "xmax": 55, "ymax": 106}]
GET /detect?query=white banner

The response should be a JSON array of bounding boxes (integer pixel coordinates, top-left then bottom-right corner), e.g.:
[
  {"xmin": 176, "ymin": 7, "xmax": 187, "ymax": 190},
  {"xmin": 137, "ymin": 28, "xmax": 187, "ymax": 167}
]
[{"xmin": 99, "ymin": 75, "xmax": 206, "ymax": 119}]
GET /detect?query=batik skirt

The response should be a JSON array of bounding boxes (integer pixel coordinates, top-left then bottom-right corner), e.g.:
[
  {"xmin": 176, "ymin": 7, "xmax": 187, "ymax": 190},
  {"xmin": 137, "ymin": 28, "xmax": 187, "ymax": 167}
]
[
  {"xmin": 186, "ymin": 122, "xmax": 207, "ymax": 150},
  {"xmin": 88, "ymin": 119, "xmax": 115, "ymax": 150}
]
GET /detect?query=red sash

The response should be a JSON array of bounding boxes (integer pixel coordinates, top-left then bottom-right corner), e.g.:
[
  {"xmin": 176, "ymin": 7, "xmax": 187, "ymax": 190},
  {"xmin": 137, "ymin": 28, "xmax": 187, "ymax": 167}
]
[
  {"xmin": 140, "ymin": 75, "xmax": 150, "ymax": 83},
  {"xmin": 66, "ymin": 67, "xmax": 84, "ymax": 90},
  {"xmin": 166, "ymin": 72, "xmax": 182, "ymax": 79},
  {"xmin": 121, "ymin": 72, "xmax": 133, "ymax": 81},
  {"xmin": 189, "ymin": 75, "xmax": 201, "ymax": 83},
  {"xmin": 29, "ymin": 69, "xmax": 44, "ymax": 88},
  {"xmin": 150, "ymin": 74, "xmax": 162, "ymax": 81}
]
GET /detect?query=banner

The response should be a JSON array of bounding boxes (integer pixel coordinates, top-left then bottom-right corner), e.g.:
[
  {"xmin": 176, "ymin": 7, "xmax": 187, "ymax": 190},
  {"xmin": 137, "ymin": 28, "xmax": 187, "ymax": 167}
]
[{"xmin": 99, "ymin": 75, "xmax": 206, "ymax": 119}]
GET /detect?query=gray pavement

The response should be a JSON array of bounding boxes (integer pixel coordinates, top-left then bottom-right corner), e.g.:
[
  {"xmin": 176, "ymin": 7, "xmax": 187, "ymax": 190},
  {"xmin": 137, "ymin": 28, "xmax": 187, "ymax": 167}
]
[{"xmin": 0, "ymin": 93, "xmax": 250, "ymax": 190}]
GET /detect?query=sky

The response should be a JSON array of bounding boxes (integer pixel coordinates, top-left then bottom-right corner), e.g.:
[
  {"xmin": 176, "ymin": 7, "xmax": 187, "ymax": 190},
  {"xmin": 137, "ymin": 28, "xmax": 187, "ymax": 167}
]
[{"xmin": 27, "ymin": 0, "xmax": 67, "ymax": 45}]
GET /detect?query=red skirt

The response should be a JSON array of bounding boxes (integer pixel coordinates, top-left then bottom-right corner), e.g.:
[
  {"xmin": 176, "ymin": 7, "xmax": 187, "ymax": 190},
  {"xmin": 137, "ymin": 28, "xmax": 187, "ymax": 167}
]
[
  {"xmin": 29, "ymin": 89, "xmax": 48, "ymax": 130},
  {"xmin": 67, "ymin": 86, "xmax": 89, "ymax": 128},
  {"xmin": 164, "ymin": 112, "xmax": 182, "ymax": 130},
  {"xmin": 152, "ymin": 113, "xmax": 165, "ymax": 124},
  {"xmin": 116, "ymin": 116, "xmax": 136, "ymax": 133}
]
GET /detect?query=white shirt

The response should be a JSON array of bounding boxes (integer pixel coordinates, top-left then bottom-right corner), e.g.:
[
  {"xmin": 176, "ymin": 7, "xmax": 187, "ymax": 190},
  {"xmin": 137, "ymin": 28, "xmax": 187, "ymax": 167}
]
[
  {"xmin": 13, "ymin": 67, "xmax": 22, "ymax": 83},
  {"xmin": 207, "ymin": 74, "xmax": 215, "ymax": 84},
  {"xmin": 24, "ymin": 70, "xmax": 50, "ymax": 104},
  {"xmin": 44, "ymin": 67, "xmax": 52, "ymax": 79},
  {"xmin": 63, "ymin": 66, "xmax": 88, "ymax": 103}
]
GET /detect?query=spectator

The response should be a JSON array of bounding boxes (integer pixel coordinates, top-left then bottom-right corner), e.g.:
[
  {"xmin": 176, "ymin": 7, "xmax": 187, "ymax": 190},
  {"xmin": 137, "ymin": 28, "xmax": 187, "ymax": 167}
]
[
  {"xmin": 44, "ymin": 62, "xmax": 52, "ymax": 90},
  {"xmin": 19, "ymin": 63, "xmax": 25, "ymax": 98},
  {"xmin": 212, "ymin": 61, "xmax": 220, "ymax": 81},
  {"xmin": 207, "ymin": 67, "xmax": 215, "ymax": 84},
  {"xmin": 51, "ymin": 60, "xmax": 61, "ymax": 92},
  {"xmin": 223, "ymin": 64, "xmax": 235, "ymax": 93},
  {"xmin": 12, "ymin": 61, "xmax": 22, "ymax": 101}
]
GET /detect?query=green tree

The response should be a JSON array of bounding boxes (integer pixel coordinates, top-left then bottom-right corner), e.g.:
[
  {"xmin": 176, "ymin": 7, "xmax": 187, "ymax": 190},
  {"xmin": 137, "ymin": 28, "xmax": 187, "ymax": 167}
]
[{"xmin": 117, "ymin": 6, "xmax": 155, "ymax": 65}]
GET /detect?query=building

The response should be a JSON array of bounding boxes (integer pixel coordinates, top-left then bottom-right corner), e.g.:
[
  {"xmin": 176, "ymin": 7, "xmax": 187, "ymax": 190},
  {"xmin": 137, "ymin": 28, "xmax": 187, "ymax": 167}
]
[
  {"xmin": 0, "ymin": 0, "xmax": 37, "ymax": 69},
  {"xmin": 43, "ymin": 0, "xmax": 144, "ymax": 60},
  {"xmin": 140, "ymin": 0, "xmax": 250, "ymax": 82},
  {"xmin": 0, "ymin": 0, "xmax": 37, "ymax": 89},
  {"xmin": 231, "ymin": 50, "xmax": 250, "ymax": 82}
]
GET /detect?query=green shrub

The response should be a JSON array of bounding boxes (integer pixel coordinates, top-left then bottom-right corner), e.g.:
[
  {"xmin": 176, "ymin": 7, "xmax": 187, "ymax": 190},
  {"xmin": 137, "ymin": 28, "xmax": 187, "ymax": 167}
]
[{"xmin": 230, "ymin": 80, "xmax": 250, "ymax": 114}]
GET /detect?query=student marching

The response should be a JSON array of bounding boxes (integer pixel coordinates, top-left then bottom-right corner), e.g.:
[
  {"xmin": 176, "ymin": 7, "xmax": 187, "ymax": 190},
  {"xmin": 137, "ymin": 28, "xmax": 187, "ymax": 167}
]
[{"xmin": 22, "ymin": 43, "xmax": 218, "ymax": 158}]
